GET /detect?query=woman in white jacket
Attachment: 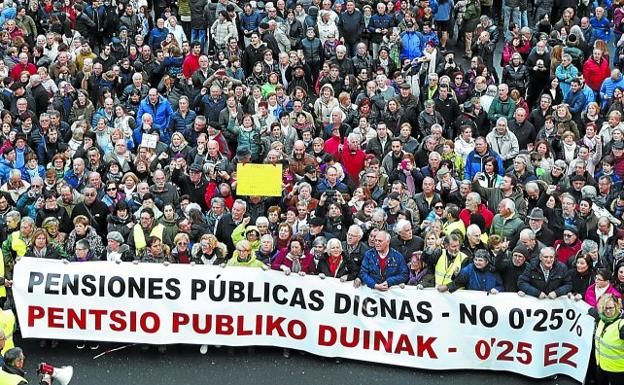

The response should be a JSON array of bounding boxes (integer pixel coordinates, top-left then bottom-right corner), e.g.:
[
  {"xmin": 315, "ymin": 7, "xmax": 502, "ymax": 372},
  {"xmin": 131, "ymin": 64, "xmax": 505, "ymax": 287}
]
[{"xmin": 317, "ymin": 11, "xmax": 339, "ymax": 45}]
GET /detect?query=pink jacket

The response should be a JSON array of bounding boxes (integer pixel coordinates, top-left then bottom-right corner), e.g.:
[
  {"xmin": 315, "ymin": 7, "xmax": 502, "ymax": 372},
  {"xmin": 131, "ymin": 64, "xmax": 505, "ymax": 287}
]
[{"xmin": 584, "ymin": 283, "xmax": 622, "ymax": 308}]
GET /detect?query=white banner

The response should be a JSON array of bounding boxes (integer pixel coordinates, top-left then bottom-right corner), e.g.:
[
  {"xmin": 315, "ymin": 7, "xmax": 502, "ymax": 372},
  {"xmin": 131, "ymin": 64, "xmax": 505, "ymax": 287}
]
[{"xmin": 13, "ymin": 258, "xmax": 594, "ymax": 382}]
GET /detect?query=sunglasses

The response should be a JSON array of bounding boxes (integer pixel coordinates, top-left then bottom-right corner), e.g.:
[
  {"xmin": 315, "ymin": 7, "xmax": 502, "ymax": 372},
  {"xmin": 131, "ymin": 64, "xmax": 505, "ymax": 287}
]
[{"xmin": 107, "ymin": 187, "xmax": 117, "ymax": 191}]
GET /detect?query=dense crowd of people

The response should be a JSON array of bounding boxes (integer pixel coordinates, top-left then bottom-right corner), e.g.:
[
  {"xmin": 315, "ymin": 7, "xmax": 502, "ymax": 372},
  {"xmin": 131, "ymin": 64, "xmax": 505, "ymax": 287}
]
[{"xmin": 0, "ymin": 0, "xmax": 621, "ymax": 383}]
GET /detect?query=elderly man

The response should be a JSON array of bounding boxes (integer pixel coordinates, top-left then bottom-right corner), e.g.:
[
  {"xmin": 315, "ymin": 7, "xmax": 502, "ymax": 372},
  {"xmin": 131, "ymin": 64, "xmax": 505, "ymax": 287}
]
[
  {"xmin": 523, "ymin": 207, "xmax": 556, "ymax": 246},
  {"xmin": 486, "ymin": 117, "xmax": 519, "ymax": 168},
  {"xmin": 357, "ymin": 230, "xmax": 408, "ymax": 290},
  {"xmin": 136, "ymin": 88, "xmax": 174, "ymax": 144},
  {"xmin": 424, "ymin": 233, "xmax": 471, "ymax": 286},
  {"xmin": 390, "ymin": 219, "xmax": 424, "ymax": 262},
  {"xmin": 342, "ymin": 224, "xmax": 369, "ymax": 270},
  {"xmin": 0, "ymin": 347, "xmax": 26, "ymax": 384},
  {"xmin": 459, "ymin": 191, "xmax": 494, "ymax": 229},
  {"xmin": 491, "ymin": 199, "xmax": 524, "ymax": 247},
  {"xmin": 0, "ymin": 170, "xmax": 29, "ymax": 203},
  {"xmin": 149, "ymin": 170, "xmax": 180, "ymax": 208},
  {"xmin": 518, "ymin": 247, "xmax": 571, "ymax": 299},
  {"xmin": 495, "ymin": 244, "xmax": 528, "ymax": 292},
  {"xmin": 461, "ymin": 224, "xmax": 489, "ymax": 259},
  {"xmin": 216, "ymin": 199, "xmax": 247, "ymax": 257},
  {"xmin": 71, "ymin": 185, "xmax": 109, "ymax": 235}
]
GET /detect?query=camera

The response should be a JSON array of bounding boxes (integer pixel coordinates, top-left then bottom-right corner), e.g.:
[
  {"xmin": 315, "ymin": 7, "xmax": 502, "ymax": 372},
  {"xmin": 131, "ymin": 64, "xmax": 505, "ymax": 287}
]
[
  {"xmin": 325, "ymin": 189, "xmax": 336, "ymax": 203},
  {"xmin": 252, "ymin": 133, "xmax": 262, "ymax": 144}
]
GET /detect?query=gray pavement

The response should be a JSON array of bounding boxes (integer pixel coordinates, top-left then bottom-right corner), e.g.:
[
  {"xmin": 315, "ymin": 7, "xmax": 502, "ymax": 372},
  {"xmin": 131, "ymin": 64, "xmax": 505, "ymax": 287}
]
[{"xmin": 16, "ymin": 338, "xmax": 579, "ymax": 385}]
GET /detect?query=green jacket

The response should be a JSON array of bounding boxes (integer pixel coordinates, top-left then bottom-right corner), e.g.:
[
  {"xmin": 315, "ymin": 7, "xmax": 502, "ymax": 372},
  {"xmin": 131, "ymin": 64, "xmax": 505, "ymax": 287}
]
[
  {"xmin": 231, "ymin": 224, "xmax": 261, "ymax": 252},
  {"xmin": 490, "ymin": 213, "xmax": 524, "ymax": 242},
  {"xmin": 226, "ymin": 251, "xmax": 267, "ymax": 268}
]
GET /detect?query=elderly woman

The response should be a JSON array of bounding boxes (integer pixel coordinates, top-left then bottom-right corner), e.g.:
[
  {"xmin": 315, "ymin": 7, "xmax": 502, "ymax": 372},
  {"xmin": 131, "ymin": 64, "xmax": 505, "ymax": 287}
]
[
  {"xmin": 255, "ymin": 234, "xmax": 275, "ymax": 265},
  {"xmin": 66, "ymin": 215, "xmax": 105, "ymax": 259},
  {"xmin": 317, "ymin": 238, "xmax": 359, "ymax": 281},
  {"xmin": 103, "ymin": 231, "xmax": 134, "ymax": 262},
  {"xmin": 405, "ymin": 251, "xmax": 435, "ymax": 289},
  {"xmin": 271, "ymin": 235, "xmax": 315, "ymax": 275},
  {"xmin": 227, "ymin": 240, "xmax": 268, "ymax": 269},
  {"xmin": 190, "ymin": 234, "xmax": 228, "ymax": 265}
]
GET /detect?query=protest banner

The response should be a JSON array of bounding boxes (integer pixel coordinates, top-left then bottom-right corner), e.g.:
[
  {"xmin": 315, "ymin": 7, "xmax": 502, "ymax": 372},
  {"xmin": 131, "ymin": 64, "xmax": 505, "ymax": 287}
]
[
  {"xmin": 236, "ymin": 163, "xmax": 283, "ymax": 197},
  {"xmin": 13, "ymin": 258, "xmax": 593, "ymax": 382}
]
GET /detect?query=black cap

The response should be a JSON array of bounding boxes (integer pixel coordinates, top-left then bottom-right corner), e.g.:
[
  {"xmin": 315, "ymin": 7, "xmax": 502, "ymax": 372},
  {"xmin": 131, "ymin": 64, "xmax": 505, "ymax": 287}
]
[
  {"xmin": 189, "ymin": 163, "xmax": 203, "ymax": 173},
  {"xmin": 304, "ymin": 164, "xmax": 316, "ymax": 174},
  {"xmin": 309, "ymin": 217, "xmax": 324, "ymax": 226},
  {"xmin": 387, "ymin": 192, "xmax": 401, "ymax": 201}
]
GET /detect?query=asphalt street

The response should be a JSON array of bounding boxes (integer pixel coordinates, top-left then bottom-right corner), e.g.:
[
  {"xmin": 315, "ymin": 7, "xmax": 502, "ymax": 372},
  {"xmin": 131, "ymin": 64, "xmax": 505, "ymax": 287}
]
[{"xmin": 15, "ymin": 337, "xmax": 579, "ymax": 385}]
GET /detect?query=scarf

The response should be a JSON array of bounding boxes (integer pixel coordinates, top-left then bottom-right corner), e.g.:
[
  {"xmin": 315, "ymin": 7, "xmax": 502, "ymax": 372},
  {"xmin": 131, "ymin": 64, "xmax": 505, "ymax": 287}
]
[
  {"xmin": 599, "ymin": 312, "xmax": 621, "ymax": 324},
  {"xmin": 404, "ymin": 170, "xmax": 416, "ymax": 195},
  {"xmin": 289, "ymin": 253, "xmax": 302, "ymax": 273},
  {"xmin": 563, "ymin": 142, "xmax": 576, "ymax": 163}
]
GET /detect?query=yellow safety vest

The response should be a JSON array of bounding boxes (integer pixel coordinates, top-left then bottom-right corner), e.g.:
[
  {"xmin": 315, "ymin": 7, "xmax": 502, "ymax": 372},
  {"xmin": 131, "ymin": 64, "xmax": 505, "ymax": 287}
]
[
  {"xmin": 0, "ymin": 369, "xmax": 26, "ymax": 385},
  {"xmin": 443, "ymin": 220, "xmax": 466, "ymax": 240},
  {"xmin": 0, "ymin": 309, "xmax": 15, "ymax": 355},
  {"xmin": 133, "ymin": 224, "xmax": 165, "ymax": 251},
  {"xmin": 595, "ymin": 319, "xmax": 624, "ymax": 373},
  {"xmin": 434, "ymin": 250, "xmax": 468, "ymax": 286},
  {"xmin": 9, "ymin": 233, "xmax": 26, "ymax": 258},
  {"xmin": 0, "ymin": 250, "xmax": 5, "ymax": 298}
]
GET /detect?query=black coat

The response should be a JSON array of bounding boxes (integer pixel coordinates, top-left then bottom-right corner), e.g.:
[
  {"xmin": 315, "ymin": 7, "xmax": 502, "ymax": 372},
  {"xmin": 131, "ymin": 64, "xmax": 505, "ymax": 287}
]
[
  {"xmin": 215, "ymin": 214, "xmax": 241, "ymax": 258},
  {"xmin": 316, "ymin": 254, "xmax": 359, "ymax": 280},
  {"xmin": 35, "ymin": 206, "xmax": 72, "ymax": 234},
  {"xmin": 517, "ymin": 257, "xmax": 572, "ymax": 298},
  {"xmin": 390, "ymin": 236, "xmax": 425, "ymax": 262},
  {"xmin": 72, "ymin": 200, "xmax": 110, "ymax": 236},
  {"xmin": 341, "ymin": 240, "xmax": 369, "ymax": 270},
  {"xmin": 494, "ymin": 251, "xmax": 525, "ymax": 292}
]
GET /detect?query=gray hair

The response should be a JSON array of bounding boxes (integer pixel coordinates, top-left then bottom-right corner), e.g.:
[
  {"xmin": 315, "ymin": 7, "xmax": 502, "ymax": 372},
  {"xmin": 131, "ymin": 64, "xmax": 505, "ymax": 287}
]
[
  {"xmin": 395, "ymin": 219, "xmax": 412, "ymax": 233},
  {"xmin": 519, "ymin": 228, "xmax": 536, "ymax": 240},
  {"xmin": 466, "ymin": 224, "xmax": 481, "ymax": 236},
  {"xmin": 256, "ymin": 216, "xmax": 269, "ymax": 226},
  {"xmin": 6, "ymin": 210, "xmax": 20, "ymax": 223},
  {"xmin": 233, "ymin": 199, "xmax": 247, "ymax": 211},
  {"xmin": 467, "ymin": 192, "xmax": 481, "ymax": 205},
  {"xmin": 501, "ymin": 198, "xmax": 515, "ymax": 212},
  {"xmin": 581, "ymin": 239, "xmax": 598, "ymax": 254},
  {"xmin": 326, "ymin": 238, "xmax": 343, "ymax": 252}
]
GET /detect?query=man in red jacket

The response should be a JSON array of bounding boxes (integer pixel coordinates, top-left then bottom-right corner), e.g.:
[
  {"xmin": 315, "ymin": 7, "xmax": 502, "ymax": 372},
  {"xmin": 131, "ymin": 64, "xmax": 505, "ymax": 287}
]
[
  {"xmin": 9, "ymin": 53, "xmax": 36, "ymax": 82},
  {"xmin": 583, "ymin": 48, "xmax": 611, "ymax": 101},
  {"xmin": 340, "ymin": 133, "xmax": 366, "ymax": 185},
  {"xmin": 459, "ymin": 191, "xmax": 494, "ymax": 229}
]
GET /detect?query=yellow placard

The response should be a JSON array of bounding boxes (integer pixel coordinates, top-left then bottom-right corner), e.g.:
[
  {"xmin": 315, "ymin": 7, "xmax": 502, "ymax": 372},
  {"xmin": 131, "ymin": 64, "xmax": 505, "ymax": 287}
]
[{"xmin": 236, "ymin": 163, "xmax": 283, "ymax": 197}]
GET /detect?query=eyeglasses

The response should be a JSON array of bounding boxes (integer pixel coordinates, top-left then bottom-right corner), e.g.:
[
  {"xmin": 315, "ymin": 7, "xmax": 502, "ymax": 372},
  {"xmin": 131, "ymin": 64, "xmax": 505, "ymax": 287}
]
[
  {"xmin": 434, "ymin": 205, "xmax": 444, "ymax": 209},
  {"xmin": 177, "ymin": 241, "xmax": 188, "ymax": 245},
  {"xmin": 239, "ymin": 249, "xmax": 252, "ymax": 252},
  {"xmin": 84, "ymin": 193, "xmax": 96, "ymax": 197},
  {"xmin": 563, "ymin": 233, "xmax": 574, "ymax": 238},
  {"xmin": 107, "ymin": 187, "xmax": 117, "ymax": 191}
]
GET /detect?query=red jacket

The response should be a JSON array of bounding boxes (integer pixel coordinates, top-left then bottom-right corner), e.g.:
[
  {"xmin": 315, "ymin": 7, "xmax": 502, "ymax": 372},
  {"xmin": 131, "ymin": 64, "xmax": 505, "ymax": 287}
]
[
  {"xmin": 583, "ymin": 57, "xmax": 611, "ymax": 92},
  {"xmin": 182, "ymin": 54, "xmax": 200, "ymax": 79},
  {"xmin": 554, "ymin": 239, "xmax": 582, "ymax": 264},
  {"xmin": 459, "ymin": 204, "xmax": 494, "ymax": 229},
  {"xmin": 340, "ymin": 146, "xmax": 366, "ymax": 185},
  {"xmin": 10, "ymin": 62, "xmax": 37, "ymax": 81}
]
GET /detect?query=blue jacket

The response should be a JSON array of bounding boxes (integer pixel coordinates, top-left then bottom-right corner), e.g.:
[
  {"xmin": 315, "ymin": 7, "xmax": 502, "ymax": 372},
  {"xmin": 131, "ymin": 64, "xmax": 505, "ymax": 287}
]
[
  {"xmin": 434, "ymin": 0, "xmax": 454, "ymax": 21},
  {"xmin": 600, "ymin": 74, "xmax": 624, "ymax": 107},
  {"xmin": 0, "ymin": 157, "xmax": 13, "ymax": 184},
  {"xmin": 464, "ymin": 149, "xmax": 504, "ymax": 180},
  {"xmin": 169, "ymin": 110, "xmax": 197, "ymax": 134},
  {"xmin": 148, "ymin": 27, "xmax": 169, "ymax": 50},
  {"xmin": 136, "ymin": 95, "xmax": 174, "ymax": 144},
  {"xmin": 63, "ymin": 170, "xmax": 87, "ymax": 191},
  {"xmin": 590, "ymin": 15, "xmax": 611, "ymax": 42},
  {"xmin": 563, "ymin": 89, "xmax": 586, "ymax": 115},
  {"xmin": 240, "ymin": 11, "xmax": 262, "ymax": 34},
  {"xmin": 448, "ymin": 264, "xmax": 504, "ymax": 292},
  {"xmin": 359, "ymin": 247, "xmax": 409, "ymax": 288},
  {"xmin": 400, "ymin": 31, "xmax": 423, "ymax": 61},
  {"xmin": 420, "ymin": 30, "xmax": 440, "ymax": 49}
]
